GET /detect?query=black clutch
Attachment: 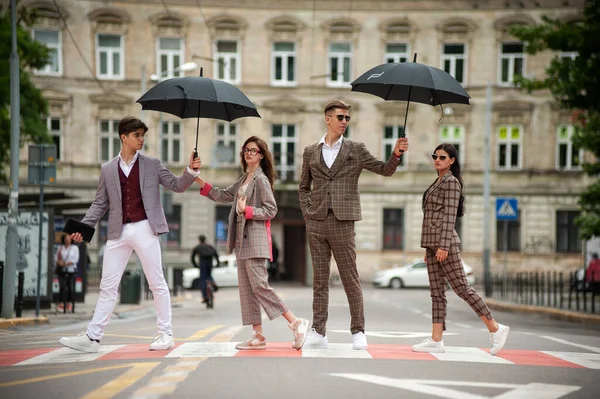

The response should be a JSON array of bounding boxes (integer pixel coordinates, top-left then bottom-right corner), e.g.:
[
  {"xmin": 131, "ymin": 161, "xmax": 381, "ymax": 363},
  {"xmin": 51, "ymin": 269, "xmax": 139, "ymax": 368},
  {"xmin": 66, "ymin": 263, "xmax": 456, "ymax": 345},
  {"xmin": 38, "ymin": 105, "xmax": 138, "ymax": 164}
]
[{"xmin": 63, "ymin": 219, "xmax": 95, "ymax": 243}]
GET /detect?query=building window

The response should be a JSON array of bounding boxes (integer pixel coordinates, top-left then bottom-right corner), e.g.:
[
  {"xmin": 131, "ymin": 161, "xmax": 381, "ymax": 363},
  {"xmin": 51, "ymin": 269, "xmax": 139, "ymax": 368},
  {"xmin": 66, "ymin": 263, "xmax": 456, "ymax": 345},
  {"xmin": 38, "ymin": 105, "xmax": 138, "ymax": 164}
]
[
  {"xmin": 383, "ymin": 208, "xmax": 404, "ymax": 250},
  {"xmin": 46, "ymin": 117, "xmax": 62, "ymax": 160},
  {"xmin": 384, "ymin": 43, "xmax": 409, "ymax": 63},
  {"xmin": 271, "ymin": 124, "xmax": 297, "ymax": 182},
  {"xmin": 496, "ymin": 209, "xmax": 520, "ymax": 252},
  {"xmin": 556, "ymin": 124, "xmax": 582, "ymax": 170},
  {"xmin": 215, "ymin": 122, "xmax": 238, "ymax": 165},
  {"xmin": 440, "ymin": 125, "xmax": 465, "ymax": 161},
  {"xmin": 214, "ymin": 40, "xmax": 240, "ymax": 84},
  {"xmin": 96, "ymin": 34, "xmax": 123, "ymax": 79},
  {"xmin": 33, "ymin": 29, "xmax": 61, "ymax": 75},
  {"xmin": 271, "ymin": 42, "xmax": 296, "ymax": 86},
  {"xmin": 327, "ymin": 42, "xmax": 352, "ymax": 87},
  {"xmin": 442, "ymin": 43, "xmax": 465, "ymax": 84},
  {"xmin": 496, "ymin": 125, "xmax": 522, "ymax": 170},
  {"xmin": 161, "ymin": 121, "xmax": 182, "ymax": 164},
  {"xmin": 157, "ymin": 37, "xmax": 183, "ymax": 79},
  {"xmin": 99, "ymin": 119, "xmax": 121, "ymax": 162},
  {"xmin": 499, "ymin": 42, "xmax": 524, "ymax": 85},
  {"xmin": 383, "ymin": 125, "xmax": 405, "ymax": 168},
  {"xmin": 165, "ymin": 204, "xmax": 182, "ymax": 247},
  {"xmin": 556, "ymin": 210, "xmax": 581, "ymax": 253}
]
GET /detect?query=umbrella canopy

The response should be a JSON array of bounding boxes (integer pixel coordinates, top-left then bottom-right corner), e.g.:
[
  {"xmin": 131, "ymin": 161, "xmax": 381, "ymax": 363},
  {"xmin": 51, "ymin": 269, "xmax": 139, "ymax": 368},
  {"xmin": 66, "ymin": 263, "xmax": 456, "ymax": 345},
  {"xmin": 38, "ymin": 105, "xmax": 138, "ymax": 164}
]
[
  {"xmin": 350, "ymin": 60, "xmax": 470, "ymax": 106},
  {"xmin": 136, "ymin": 76, "xmax": 261, "ymax": 121}
]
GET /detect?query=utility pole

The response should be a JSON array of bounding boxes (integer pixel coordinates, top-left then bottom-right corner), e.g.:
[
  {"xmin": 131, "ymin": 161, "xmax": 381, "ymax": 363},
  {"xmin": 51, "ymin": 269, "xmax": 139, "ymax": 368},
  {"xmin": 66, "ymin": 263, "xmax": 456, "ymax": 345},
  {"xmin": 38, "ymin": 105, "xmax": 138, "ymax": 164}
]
[
  {"xmin": 2, "ymin": 0, "xmax": 20, "ymax": 318},
  {"xmin": 482, "ymin": 82, "xmax": 493, "ymax": 297}
]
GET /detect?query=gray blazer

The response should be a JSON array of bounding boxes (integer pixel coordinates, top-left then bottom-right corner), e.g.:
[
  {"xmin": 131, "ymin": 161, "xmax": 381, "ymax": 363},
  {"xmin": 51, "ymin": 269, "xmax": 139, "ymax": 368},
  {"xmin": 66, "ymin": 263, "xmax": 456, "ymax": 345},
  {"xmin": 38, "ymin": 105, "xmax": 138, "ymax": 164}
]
[
  {"xmin": 82, "ymin": 154, "xmax": 196, "ymax": 240},
  {"xmin": 200, "ymin": 167, "xmax": 277, "ymax": 260}
]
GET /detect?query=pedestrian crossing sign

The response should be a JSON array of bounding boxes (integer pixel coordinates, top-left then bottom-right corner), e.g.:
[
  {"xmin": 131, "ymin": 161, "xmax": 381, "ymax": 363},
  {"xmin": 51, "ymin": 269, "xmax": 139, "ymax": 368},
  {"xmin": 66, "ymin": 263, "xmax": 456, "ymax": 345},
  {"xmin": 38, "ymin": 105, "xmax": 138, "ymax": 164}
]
[{"xmin": 496, "ymin": 198, "xmax": 518, "ymax": 221}]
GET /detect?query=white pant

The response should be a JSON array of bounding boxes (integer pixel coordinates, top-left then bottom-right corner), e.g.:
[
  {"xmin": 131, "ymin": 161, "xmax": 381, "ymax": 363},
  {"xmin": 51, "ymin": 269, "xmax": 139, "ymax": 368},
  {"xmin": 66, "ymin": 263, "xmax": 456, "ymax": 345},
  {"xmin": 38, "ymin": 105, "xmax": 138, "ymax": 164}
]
[{"xmin": 86, "ymin": 220, "xmax": 172, "ymax": 340}]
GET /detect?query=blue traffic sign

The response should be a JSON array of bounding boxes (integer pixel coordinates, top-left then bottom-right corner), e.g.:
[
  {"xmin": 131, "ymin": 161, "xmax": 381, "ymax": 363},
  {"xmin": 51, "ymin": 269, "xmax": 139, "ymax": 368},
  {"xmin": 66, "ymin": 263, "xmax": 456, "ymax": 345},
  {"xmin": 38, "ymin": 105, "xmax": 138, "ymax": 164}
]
[{"xmin": 496, "ymin": 198, "xmax": 518, "ymax": 221}]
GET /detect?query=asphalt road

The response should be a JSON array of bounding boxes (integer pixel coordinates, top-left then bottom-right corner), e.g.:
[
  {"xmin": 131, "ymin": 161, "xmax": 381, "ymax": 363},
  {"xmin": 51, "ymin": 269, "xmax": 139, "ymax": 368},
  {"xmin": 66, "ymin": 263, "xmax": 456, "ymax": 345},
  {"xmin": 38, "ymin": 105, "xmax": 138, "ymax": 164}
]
[{"xmin": 1, "ymin": 284, "xmax": 599, "ymax": 399}]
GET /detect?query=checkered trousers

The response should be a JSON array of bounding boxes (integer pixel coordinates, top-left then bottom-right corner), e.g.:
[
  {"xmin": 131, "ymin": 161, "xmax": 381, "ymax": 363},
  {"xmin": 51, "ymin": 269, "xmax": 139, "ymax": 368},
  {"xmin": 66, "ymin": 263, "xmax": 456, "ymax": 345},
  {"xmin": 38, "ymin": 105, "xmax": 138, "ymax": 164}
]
[
  {"xmin": 425, "ymin": 248, "xmax": 492, "ymax": 329},
  {"xmin": 236, "ymin": 256, "xmax": 288, "ymax": 325},
  {"xmin": 306, "ymin": 214, "xmax": 364, "ymax": 336}
]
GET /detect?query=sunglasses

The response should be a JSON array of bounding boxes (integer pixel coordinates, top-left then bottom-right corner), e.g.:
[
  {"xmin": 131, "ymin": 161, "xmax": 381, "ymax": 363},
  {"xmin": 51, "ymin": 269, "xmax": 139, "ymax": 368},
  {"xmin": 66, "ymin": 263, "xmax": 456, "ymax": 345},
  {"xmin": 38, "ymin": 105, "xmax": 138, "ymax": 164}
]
[
  {"xmin": 241, "ymin": 147, "xmax": 261, "ymax": 156},
  {"xmin": 331, "ymin": 114, "xmax": 351, "ymax": 122},
  {"xmin": 431, "ymin": 154, "xmax": 448, "ymax": 161}
]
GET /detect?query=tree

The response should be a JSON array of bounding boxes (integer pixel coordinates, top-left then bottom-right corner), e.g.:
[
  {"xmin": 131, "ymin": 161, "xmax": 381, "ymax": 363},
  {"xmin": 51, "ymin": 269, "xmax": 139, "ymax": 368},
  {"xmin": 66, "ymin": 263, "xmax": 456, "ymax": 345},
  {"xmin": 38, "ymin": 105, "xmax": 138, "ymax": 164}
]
[
  {"xmin": 0, "ymin": 3, "xmax": 52, "ymax": 182},
  {"xmin": 510, "ymin": 1, "xmax": 600, "ymax": 240}
]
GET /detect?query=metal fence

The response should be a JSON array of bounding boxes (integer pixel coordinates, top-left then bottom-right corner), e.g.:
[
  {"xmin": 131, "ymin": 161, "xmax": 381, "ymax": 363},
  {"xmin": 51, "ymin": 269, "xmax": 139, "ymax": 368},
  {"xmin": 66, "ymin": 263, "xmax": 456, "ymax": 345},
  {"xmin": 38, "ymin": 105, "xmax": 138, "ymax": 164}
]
[{"xmin": 489, "ymin": 270, "xmax": 600, "ymax": 314}]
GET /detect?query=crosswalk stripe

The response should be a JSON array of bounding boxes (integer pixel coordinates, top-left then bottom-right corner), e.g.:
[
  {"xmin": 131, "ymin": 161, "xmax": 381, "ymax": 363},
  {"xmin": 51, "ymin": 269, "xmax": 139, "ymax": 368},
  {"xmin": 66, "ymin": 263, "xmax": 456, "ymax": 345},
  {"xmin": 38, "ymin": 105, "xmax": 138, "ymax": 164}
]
[
  {"xmin": 15, "ymin": 345, "xmax": 125, "ymax": 366},
  {"xmin": 542, "ymin": 351, "xmax": 600, "ymax": 369},
  {"xmin": 431, "ymin": 347, "xmax": 513, "ymax": 364}
]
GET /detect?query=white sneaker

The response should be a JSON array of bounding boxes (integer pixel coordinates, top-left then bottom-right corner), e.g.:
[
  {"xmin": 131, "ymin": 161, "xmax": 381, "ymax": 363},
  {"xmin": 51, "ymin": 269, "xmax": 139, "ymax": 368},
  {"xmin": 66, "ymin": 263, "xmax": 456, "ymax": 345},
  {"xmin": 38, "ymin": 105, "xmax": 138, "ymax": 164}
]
[
  {"xmin": 352, "ymin": 332, "xmax": 368, "ymax": 350},
  {"xmin": 302, "ymin": 328, "xmax": 328, "ymax": 349},
  {"xmin": 412, "ymin": 337, "xmax": 445, "ymax": 353},
  {"xmin": 59, "ymin": 332, "xmax": 99, "ymax": 353},
  {"xmin": 490, "ymin": 324, "xmax": 510, "ymax": 355},
  {"xmin": 289, "ymin": 318, "xmax": 309, "ymax": 350},
  {"xmin": 149, "ymin": 332, "xmax": 174, "ymax": 351}
]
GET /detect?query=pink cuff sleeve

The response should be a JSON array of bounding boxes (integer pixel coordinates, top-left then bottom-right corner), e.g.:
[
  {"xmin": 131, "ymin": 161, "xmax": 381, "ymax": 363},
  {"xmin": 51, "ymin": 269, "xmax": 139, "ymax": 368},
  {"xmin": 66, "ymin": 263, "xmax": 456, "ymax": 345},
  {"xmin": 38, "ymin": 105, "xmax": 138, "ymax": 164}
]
[
  {"xmin": 245, "ymin": 206, "xmax": 254, "ymax": 219},
  {"xmin": 200, "ymin": 183, "xmax": 213, "ymax": 196}
]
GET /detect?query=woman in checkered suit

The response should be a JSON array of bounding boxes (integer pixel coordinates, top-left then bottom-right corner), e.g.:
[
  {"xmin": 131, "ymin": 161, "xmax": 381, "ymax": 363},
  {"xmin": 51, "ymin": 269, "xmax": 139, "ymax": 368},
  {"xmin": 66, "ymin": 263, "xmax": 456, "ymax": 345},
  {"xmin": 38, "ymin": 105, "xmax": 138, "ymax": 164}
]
[
  {"xmin": 412, "ymin": 143, "xmax": 510, "ymax": 355},
  {"xmin": 195, "ymin": 136, "xmax": 309, "ymax": 350}
]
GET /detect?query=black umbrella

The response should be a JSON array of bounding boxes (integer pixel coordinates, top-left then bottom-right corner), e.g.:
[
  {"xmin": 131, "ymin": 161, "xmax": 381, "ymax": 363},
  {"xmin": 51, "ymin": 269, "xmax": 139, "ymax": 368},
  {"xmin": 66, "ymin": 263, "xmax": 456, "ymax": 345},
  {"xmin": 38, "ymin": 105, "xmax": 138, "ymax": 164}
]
[
  {"xmin": 136, "ymin": 68, "xmax": 261, "ymax": 158},
  {"xmin": 350, "ymin": 54, "xmax": 470, "ymax": 137}
]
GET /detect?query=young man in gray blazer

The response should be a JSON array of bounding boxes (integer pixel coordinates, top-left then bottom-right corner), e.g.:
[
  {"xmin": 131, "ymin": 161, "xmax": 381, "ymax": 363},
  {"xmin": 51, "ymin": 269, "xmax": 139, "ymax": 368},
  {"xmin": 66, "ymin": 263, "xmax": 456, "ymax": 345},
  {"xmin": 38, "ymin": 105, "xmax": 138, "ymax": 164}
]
[
  {"xmin": 59, "ymin": 116, "xmax": 200, "ymax": 353},
  {"xmin": 299, "ymin": 100, "xmax": 409, "ymax": 350}
]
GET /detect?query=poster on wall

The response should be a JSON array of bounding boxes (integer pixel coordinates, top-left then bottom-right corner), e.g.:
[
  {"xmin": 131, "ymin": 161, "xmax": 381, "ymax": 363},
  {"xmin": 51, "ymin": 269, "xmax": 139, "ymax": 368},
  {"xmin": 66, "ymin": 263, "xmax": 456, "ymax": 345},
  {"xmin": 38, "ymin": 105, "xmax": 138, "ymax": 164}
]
[{"xmin": 0, "ymin": 211, "xmax": 52, "ymax": 301}]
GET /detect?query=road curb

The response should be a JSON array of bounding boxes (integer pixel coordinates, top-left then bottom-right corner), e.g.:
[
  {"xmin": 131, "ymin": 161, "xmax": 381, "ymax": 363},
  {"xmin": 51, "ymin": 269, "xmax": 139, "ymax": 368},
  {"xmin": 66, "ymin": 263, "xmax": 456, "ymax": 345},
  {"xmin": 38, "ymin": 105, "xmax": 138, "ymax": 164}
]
[
  {"xmin": 486, "ymin": 299, "xmax": 600, "ymax": 324},
  {"xmin": 0, "ymin": 316, "xmax": 49, "ymax": 329}
]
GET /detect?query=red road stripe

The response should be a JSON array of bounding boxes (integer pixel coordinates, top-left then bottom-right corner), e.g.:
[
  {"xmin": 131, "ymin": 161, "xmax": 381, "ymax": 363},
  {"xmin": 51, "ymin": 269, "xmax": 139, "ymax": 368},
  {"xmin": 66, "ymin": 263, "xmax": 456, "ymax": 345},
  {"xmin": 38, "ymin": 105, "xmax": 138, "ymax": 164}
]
[
  {"xmin": 368, "ymin": 344, "xmax": 438, "ymax": 360},
  {"xmin": 491, "ymin": 349, "xmax": 585, "ymax": 368},
  {"xmin": 0, "ymin": 348, "xmax": 57, "ymax": 367},
  {"xmin": 235, "ymin": 342, "xmax": 303, "ymax": 358},
  {"xmin": 97, "ymin": 343, "xmax": 181, "ymax": 361}
]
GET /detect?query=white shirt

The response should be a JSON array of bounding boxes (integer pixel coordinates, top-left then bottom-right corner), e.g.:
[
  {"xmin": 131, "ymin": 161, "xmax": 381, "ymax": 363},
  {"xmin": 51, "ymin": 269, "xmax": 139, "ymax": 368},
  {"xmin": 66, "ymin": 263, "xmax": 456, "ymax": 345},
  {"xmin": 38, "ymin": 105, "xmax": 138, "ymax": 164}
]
[
  {"xmin": 55, "ymin": 244, "xmax": 80, "ymax": 273},
  {"xmin": 319, "ymin": 134, "xmax": 344, "ymax": 168},
  {"xmin": 118, "ymin": 151, "xmax": 200, "ymax": 178}
]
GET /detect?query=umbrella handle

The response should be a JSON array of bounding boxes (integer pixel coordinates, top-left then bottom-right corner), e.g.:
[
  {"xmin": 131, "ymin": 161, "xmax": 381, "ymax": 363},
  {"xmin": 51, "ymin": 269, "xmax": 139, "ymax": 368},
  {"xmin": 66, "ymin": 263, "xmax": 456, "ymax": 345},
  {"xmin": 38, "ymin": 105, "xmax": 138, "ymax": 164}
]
[{"xmin": 193, "ymin": 149, "xmax": 199, "ymax": 171}]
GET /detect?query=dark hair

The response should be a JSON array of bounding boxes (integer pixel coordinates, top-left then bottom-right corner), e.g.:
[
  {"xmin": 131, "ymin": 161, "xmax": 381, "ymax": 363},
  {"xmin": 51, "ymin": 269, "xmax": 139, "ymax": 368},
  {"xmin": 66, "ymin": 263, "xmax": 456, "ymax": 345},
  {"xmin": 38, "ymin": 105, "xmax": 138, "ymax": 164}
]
[
  {"xmin": 240, "ymin": 136, "xmax": 277, "ymax": 190},
  {"xmin": 434, "ymin": 143, "xmax": 466, "ymax": 217},
  {"xmin": 324, "ymin": 100, "xmax": 351, "ymax": 115},
  {"xmin": 118, "ymin": 116, "xmax": 148, "ymax": 138},
  {"xmin": 61, "ymin": 233, "xmax": 71, "ymax": 245},
  {"xmin": 199, "ymin": 235, "xmax": 206, "ymax": 243}
]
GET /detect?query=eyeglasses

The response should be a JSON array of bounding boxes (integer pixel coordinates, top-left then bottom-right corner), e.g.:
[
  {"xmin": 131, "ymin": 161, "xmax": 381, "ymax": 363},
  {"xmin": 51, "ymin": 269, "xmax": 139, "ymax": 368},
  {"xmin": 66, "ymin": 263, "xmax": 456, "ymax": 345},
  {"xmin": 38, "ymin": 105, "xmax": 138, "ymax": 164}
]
[
  {"xmin": 331, "ymin": 114, "xmax": 351, "ymax": 122},
  {"xmin": 431, "ymin": 154, "xmax": 448, "ymax": 161},
  {"xmin": 241, "ymin": 147, "xmax": 261, "ymax": 156}
]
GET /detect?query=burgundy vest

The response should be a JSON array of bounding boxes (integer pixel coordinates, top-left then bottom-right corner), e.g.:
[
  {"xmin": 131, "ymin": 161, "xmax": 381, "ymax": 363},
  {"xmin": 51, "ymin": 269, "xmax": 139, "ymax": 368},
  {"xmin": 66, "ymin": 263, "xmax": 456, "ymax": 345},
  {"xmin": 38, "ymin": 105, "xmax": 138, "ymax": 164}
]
[{"xmin": 118, "ymin": 159, "xmax": 148, "ymax": 224}]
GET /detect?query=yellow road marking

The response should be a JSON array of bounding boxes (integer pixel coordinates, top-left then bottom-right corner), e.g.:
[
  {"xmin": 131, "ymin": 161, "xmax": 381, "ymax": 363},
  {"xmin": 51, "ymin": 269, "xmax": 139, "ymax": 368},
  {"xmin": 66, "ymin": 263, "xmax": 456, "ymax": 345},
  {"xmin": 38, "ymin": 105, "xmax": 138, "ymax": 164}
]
[
  {"xmin": 81, "ymin": 362, "xmax": 159, "ymax": 399},
  {"xmin": 0, "ymin": 365, "xmax": 80, "ymax": 373},
  {"xmin": 0, "ymin": 364, "xmax": 131, "ymax": 388},
  {"xmin": 183, "ymin": 324, "xmax": 225, "ymax": 341},
  {"xmin": 209, "ymin": 325, "xmax": 242, "ymax": 342},
  {"xmin": 130, "ymin": 358, "xmax": 207, "ymax": 399}
]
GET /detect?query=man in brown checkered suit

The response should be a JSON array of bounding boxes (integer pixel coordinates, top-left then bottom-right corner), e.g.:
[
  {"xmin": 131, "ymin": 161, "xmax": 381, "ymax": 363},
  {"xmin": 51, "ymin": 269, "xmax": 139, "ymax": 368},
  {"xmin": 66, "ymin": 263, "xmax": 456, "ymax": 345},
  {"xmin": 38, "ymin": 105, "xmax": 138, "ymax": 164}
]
[{"xmin": 299, "ymin": 100, "xmax": 409, "ymax": 350}]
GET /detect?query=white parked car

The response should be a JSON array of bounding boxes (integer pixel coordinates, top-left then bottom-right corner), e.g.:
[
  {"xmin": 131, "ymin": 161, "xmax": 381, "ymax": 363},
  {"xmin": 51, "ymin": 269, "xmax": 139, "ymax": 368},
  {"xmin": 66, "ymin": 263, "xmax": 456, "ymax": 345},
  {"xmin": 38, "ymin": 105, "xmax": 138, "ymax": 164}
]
[
  {"xmin": 372, "ymin": 258, "xmax": 476, "ymax": 289},
  {"xmin": 183, "ymin": 254, "xmax": 238, "ymax": 289}
]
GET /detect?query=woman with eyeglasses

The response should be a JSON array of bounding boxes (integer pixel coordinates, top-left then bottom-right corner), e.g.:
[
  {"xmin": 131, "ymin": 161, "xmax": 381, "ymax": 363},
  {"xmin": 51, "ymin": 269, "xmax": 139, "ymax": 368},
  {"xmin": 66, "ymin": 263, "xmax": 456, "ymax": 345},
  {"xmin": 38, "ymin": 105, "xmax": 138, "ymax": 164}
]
[
  {"xmin": 194, "ymin": 136, "xmax": 309, "ymax": 350},
  {"xmin": 413, "ymin": 143, "xmax": 510, "ymax": 355}
]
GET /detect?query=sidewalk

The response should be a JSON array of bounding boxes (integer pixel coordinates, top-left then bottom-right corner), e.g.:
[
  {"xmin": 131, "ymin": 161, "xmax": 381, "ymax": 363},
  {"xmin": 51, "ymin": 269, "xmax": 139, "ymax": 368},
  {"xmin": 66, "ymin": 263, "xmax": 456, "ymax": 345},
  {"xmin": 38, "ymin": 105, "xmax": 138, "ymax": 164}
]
[
  {"xmin": 486, "ymin": 298, "xmax": 600, "ymax": 325},
  {"xmin": 0, "ymin": 290, "xmax": 184, "ymax": 329}
]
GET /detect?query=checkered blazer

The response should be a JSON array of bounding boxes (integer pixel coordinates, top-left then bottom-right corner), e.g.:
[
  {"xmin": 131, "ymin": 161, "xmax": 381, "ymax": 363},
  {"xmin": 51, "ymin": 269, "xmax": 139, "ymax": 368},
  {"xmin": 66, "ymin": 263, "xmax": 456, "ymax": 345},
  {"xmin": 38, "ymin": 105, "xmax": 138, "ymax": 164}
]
[
  {"xmin": 420, "ymin": 171, "xmax": 462, "ymax": 251},
  {"xmin": 200, "ymin": 167, "xmax": 277, "ymax": 260},
  {"xmin": 299, "ymin": 139, "xmax": 401, "ymax": 221}
]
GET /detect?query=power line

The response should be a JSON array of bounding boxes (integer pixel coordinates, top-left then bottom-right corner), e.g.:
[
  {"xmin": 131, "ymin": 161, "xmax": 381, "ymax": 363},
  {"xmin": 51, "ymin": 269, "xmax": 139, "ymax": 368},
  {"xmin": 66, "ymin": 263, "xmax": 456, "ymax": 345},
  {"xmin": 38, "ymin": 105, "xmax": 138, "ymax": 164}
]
[{"xmin": 50, "ymin": 0, "xmax": 110, "ymax": 96}]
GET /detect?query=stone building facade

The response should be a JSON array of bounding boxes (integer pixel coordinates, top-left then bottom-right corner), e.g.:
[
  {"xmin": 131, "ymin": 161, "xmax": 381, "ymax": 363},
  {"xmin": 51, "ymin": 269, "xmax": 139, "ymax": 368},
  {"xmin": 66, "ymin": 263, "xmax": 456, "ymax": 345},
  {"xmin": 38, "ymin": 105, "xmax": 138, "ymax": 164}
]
[{"xmin": 15, "ymin": 0, "xmax": 590, "ymax": 284}]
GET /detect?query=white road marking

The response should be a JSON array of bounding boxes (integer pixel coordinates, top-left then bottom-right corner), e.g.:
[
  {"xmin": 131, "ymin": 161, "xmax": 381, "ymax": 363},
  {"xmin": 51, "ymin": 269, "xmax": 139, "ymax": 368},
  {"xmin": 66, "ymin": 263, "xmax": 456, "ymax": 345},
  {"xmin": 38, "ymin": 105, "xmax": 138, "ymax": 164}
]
[
  {"xmin": 538, "ymin": 334, "xmax": 600, "ymax": 353},
  {"xmin": 329, "ymin": 330, "xmax": 458, "ymax": 339},
  {"xmin": 330, "ymin": 374, "xmax": 581, "ymax": 398},
  {"xmin": 542, "ymin": 351, "xmax": 600, "ymax": 369},
  {"xmin": 165, "ymin": 342, "xmax": 238, "ymax": 358},
  {"xmin": 432, "ymin": 347, "xmax": 513, "ymax": 364},
  {"xmin": 16, "ymin": 345, "xmax": 124, "ymax": 365},
  {"xmin": 301, "ymin": 344, "xmax": 373, "ymax": 359}
]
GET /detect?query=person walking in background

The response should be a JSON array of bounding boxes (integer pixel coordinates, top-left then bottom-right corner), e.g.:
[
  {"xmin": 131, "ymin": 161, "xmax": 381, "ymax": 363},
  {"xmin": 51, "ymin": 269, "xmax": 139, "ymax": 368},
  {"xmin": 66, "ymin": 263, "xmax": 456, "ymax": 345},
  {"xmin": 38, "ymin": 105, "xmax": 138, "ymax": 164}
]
[
  {"xmin": 191, "ymin": 235, "xmax": 219, "ymax": 304},
  {"xmin": 413, "ymin": 143, "xmax": 510, "ymax": 355},
  {"xmin": 195, "ymin": 136, "xmax": 309, "ymax": 350},
  {"xmin": 298, "ymin": 100, "xmax": 409, "ymax": 350},
  {"xmin": 59, "ymin": 116, "xmax": 201, "ymax": 353},
  {"xmin": 586, "ymin": 253, "xmax": 600, "ymax": 293},
  {"xmin": 55, "ymin": 233, "xmax": 79, "ymax": 313}
]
